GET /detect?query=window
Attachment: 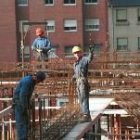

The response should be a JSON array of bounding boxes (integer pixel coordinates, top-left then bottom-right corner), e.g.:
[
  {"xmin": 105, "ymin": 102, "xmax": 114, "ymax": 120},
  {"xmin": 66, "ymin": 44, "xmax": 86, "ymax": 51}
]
[
  {"xmin": 64, "ymin": 46, "xmax": 73, "ymax": 57},
  {"xmin": 17, "ymin": 0, "xmax": 28, "ymax": 6},
  {"xmin": 64, "ymin": 19, "xmax": 77, "ymax": 32},
  {"xmin": 117, "ymin": 38, "xmax": 128, "ymax": 51},
  {"xmin": 46, "ymin": 20, "xmax": 55, "ymax": 32},
  {"xmin": 85, "ymin": 18, "xmax": 100, "ymax": 31},
  {"xmin": 19, "ymin": 46, "xmax": 30, "ymax": 60},
  {"xmin": 138, "ymin": 37, "xmax": 140, "ymax": 50},
  {"xmin": 44, "ymin": 0, "xmax": 54, "ymax": 5},
  {"xmin": 64, "ymin": 0, "xmax": 76, "ymax": 4},
  {"xmin": 137, "ymin": 8, "xmax": 140, "ymax": 22},
  {"xmin": 19, "ymin": 20, "xmax": 29, "ymax": 33},
  {"xmin": 24, "ymin": 46, "xmax": 30, "ymax": 59},
  {"xmin": 85, "ymin": 0, "xmax": 97, "ymax": 4},
  {"xmin": 116, "ymin": 9, "xmax": 127, "ymax": 22}
]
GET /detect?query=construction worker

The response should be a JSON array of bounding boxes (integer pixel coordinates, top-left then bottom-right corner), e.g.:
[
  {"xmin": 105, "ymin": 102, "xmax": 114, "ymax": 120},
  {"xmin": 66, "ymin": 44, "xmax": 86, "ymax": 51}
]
[
  {"xmin": 31, "ymin": 27, "xmax": 52, "ymax": 61},
  {"xmin": 72, "ymin": 45, "xmax": 94, "ymax": 122},
  {"xmin": 12, "ymin": 71, "xmax": 46, "ymax": 140}
]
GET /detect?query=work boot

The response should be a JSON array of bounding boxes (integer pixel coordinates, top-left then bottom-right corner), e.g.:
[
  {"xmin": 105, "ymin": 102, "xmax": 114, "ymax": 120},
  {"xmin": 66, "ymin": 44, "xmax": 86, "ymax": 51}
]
[{"xmin": 79, "ymin": 114, "xmax": 91, "ymax": 123}]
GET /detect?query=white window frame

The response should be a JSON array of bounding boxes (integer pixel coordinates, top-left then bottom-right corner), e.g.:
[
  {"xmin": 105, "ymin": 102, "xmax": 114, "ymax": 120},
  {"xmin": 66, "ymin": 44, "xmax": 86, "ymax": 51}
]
[
  {"xmin": 63, "ymin": 0, "xmax": 76, "ymax": 6},
  {"xmin": 19, "ymin": 20, "xmax": 29, "ymax": 33},
  {"xmin": 44, "ymin": 0, "xmax": 54, "ymax": 6},
  {"xmin": 46, "ymin": 20, "xmax": 55, "ymax": 32},
  {"xmin": 17, "ymin": 0, "xmax": 28, "ymax": 6},
  {"xmin": 64, "ymin": 19, "xmax": 77, "ymax": 32},
  {"xmin": 84, "ymin": 0, "xmax": 98, "ymax": 5},
  {"xmin": 85, "ymin": 18, "xmax": 100, "ymax": 31}
]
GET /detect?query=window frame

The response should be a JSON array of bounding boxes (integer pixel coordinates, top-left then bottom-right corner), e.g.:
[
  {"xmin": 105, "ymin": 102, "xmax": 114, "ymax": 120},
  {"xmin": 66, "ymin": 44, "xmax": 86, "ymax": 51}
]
[
  {"xmin": 117, "ymin": 37, "xmax": 128, "ymax": 51},
  {"xmin": 17, "ymin": 0, "xmax": 28, "ymax": 6},
  {"xmin": 64, "ymin": 46, "xmax": 73, "ymax": 57},
  {"xmin": 116, "ymin": 9, "xmax": 127, "ymax": 22},
  {"xmin": 85, "ymin": 18, "xmax": 100, "ymax": 31},
  {"xmin": 23, "ymin": 46, "xmax": 30, "ymax": 59},
  {"xmin": 138, "ymin": 37, "xmax": 140, "ymax": 50},
  {"xmin": 63, "ymin": 0, "xmax": 76, "ymax": 6},
  {"xmin": 45, "ymin": 20, "xmax": 55, "ymax": 32},
  {"xmin": 64, "ymin": 19, "xmax": 77, "ymax": 32},
  {"xmin": 19, "ymin": 20, "xmax": 29, "ymax": 33},
  {"xmin": 44, "ymin": 0, "xmax": 54, "ymax": 6},
  {"xmin": 137, "ymin": 8, "xmax": 140, "ymax": 22},
  {"xmin": 84, "ymin": 0, "xmax": 98, "ymax": 5}
]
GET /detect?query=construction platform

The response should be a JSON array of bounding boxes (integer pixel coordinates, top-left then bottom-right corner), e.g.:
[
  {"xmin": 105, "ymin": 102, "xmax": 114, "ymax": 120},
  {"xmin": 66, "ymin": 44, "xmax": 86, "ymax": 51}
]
[{"xmin": 1, "ymin": 52, "xmax": 140, "ymax": 139}]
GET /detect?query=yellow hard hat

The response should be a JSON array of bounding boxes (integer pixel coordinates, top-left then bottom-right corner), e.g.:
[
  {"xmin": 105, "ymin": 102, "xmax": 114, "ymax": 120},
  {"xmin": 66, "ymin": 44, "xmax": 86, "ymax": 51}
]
[{"xmin": 72, "ymin": 46, "xmax": 81, "ymax": 53}]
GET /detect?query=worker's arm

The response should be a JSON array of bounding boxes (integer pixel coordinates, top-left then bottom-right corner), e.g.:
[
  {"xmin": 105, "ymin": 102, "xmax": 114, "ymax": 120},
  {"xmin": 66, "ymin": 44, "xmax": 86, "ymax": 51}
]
[
  {"xmin": 42, "ymin": 38, "xmax": 52, "ymax": 52},
  {"xmin": 87, "ymin": 46, "xmax": 94, "ymax": 63},
  {"xmin": 31, "ymin": 39, "xmax": 38, "ymax": 51}
]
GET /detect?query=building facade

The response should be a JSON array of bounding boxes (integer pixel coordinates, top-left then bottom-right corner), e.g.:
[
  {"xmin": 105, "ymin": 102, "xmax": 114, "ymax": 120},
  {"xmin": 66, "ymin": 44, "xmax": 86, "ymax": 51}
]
[
  {"xmin": 0, "ymin": 0, "xmax": 108, "ymax": 62},
  {"xmin": 108, "ymin": 0, "xmax": 140, "ymax": 52},
  {"xmin": 0, "ymin": 0, "xmax": 17, "ymax": 62}
]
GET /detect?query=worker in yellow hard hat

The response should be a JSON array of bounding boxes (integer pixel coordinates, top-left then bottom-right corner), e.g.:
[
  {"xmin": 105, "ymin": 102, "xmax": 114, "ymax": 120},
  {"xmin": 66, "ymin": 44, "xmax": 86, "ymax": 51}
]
[{"xmin": 72, "ymin": 45, "xmax": 94, "ymax": 122}]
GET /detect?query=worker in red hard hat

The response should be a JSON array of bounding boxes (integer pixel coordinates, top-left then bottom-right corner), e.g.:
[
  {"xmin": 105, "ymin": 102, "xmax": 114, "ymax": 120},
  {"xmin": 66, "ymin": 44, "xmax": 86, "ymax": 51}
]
[
  {"xmin": 31, "ymin": 27, "xmax": 52, "ymax": 61},
  {"xmin": 71, "ymin": 45, "xmax": 94, "ymax": 122},
  {"xmin": 12, "ymin": 71, "xmax": 46, "ymax": 140}
]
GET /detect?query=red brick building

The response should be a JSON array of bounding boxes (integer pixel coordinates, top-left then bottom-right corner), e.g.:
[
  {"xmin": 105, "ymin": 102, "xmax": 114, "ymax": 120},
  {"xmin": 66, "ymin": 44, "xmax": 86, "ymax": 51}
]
[{"xmin": 0, "ymin": 0, "xmax": 108, "ymax": 62}]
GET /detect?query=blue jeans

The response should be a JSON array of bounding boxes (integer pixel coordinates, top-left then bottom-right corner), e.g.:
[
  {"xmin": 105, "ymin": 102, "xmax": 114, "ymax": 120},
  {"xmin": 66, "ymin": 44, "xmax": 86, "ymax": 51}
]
[
  {"xmin": 76, "ymin": 78, "xmax": 90, "ymax": 115},
  {"xmin": 14, "ymin": 103, "xmax": 28, "ymax": 140}
]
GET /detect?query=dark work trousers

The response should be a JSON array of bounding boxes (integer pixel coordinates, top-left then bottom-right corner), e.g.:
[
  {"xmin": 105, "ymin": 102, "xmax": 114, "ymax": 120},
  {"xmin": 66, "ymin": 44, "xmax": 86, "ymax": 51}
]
[
  {"xmin": 76, "ymin": 77, "xmax": 90, "ymax": 115},
  {"xmin": 33, "ymin": 51, "xmax": 48, "ymax": 61},
  {"xmin": 14, "ymin": 103, "xmax": 29, "ymax": 140}
]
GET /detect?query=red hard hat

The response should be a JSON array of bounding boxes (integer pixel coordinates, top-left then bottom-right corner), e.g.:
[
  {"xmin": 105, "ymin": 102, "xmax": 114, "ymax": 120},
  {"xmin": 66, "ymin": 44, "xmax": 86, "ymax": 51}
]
[{"xmin": 35, "ymin": 27, "xmax": 44, "ymax": 36}]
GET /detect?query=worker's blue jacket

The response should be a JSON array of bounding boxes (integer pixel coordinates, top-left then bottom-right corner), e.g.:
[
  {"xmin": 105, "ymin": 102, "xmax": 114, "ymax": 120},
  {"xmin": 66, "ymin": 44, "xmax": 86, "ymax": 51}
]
[
  {"xmin": 31, "ymin": 36, "xmax": 51, "ymax": 53},
  {"xmin": 13, "ymin": 75, "xmax": 35, "ymax": 110},
  {"xmin": 13, "ymin": 75, "xmax": 36, "ymax": 140}
]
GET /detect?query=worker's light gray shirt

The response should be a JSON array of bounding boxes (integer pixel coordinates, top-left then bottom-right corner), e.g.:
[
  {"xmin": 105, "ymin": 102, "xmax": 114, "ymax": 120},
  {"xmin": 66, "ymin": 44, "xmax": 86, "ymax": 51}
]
[{"xmin": 73, "ymin": 52, "xmax": 93, "ymax": 78}]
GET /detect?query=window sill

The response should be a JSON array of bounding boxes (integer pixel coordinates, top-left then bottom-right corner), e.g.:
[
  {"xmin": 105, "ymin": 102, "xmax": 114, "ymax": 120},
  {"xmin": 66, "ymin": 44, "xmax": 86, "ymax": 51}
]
[
  {"xmin": 63, "ymin": 4, "xmax": 76, "ymax": 6},
  {"xmin": 84, "ymin": 3, "xmax": 98, "ymax": 5},
  {"xmin": 116, "ymin": 21, "xmax": 129, "ymax": 26},
  {"xmin": 85, "ymin": 29, "xmax": 99, "ymax": 32},
  {"xmin": 44, "ymin": 4, "xmax": 54, "ymax": 6},
  {"xmin": 18, "ymin": 4, "xmax": 28, "ymax": 6}
]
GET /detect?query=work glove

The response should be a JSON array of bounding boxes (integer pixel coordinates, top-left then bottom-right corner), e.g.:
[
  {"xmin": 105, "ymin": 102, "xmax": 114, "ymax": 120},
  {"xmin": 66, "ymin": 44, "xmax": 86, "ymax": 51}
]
[
  {"xmin": 89, "ymin": 46, "xmax": 94, "ymax": 53},
  {"xmin": 36, "ymin": 49, "xmax": 42, "ymax": 53}
]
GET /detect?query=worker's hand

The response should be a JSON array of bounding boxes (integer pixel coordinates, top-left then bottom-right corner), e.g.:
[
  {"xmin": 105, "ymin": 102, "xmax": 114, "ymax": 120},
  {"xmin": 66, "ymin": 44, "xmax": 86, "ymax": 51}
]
[
  {"xmin": 36, "ymin": 49, "xmax": 42, "ymax": 53},
  {"xmin": 89, "ymin": 46, "xmax": 94, "ymax": 53}
]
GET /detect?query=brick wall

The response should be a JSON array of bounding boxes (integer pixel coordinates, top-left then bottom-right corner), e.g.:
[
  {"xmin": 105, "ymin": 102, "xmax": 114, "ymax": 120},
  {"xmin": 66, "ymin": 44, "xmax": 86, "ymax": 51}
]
[{"xmin": 0, "ymin": 0, "xmax": 17, "ymax": 62}]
